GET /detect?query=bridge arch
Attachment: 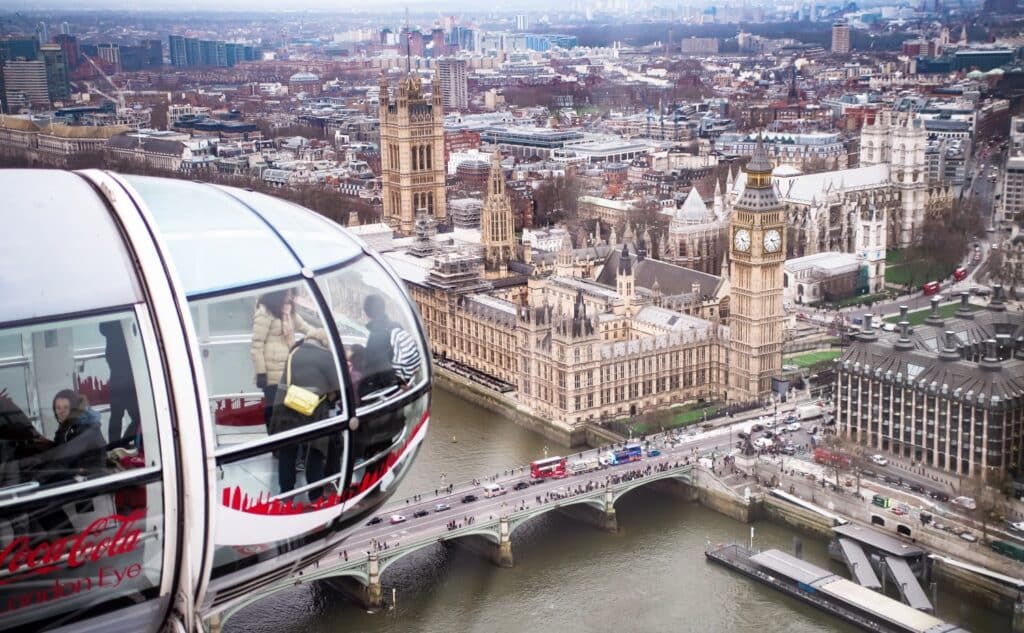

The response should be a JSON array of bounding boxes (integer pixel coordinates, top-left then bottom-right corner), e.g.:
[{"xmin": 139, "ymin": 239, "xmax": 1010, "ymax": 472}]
[
  {"xmin": 610, "ymin": 472, "xmax": 692, "ymax": 508},
  {"xmin": 507, "ymin": 497, "xmax": 605, "ymax": 539},
  {"xmin": 374, "ymin": 533, "xmax": 491, "ymax": 577},
  {"xmin": 219, "ymin": 565, "xmax": 371, "ymax": 630}
]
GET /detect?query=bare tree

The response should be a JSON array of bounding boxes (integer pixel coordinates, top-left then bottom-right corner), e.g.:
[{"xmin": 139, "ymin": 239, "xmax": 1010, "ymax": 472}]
[{"xmin": 819, "ymin": 432, "xmax": 847, "ymax": 489}]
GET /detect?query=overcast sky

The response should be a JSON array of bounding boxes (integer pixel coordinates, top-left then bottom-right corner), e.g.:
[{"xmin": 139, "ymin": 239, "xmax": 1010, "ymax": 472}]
[{"xmin": 0, "ymin": 0, "xmax": 550, "ymax": 12}]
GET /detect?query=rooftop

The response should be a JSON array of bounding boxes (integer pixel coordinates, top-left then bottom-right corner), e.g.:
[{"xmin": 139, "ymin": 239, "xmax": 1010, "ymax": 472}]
[{"xmin": 831, "ymin": 524, "xmax": 925, "ymax": 559}]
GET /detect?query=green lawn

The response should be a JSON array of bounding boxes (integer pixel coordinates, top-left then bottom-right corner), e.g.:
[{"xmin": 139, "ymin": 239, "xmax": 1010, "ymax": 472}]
[
  {"xmin": 884, "ymin": 248, "xmax": 952, "ymax": 288},
  {"xmin": 885, "ymin": 262, "xmax": 950, "ymax": 287},
  {"xmin": 785, "ymin": 350, "xmax": 841, "ymax": 368},
  {"xmin": 832, "ymin": 292, "xmax": 889, "ymax": 309},
  {"xmin": 626, "ymin": 402, "xmax": 721, "ymax": 434},
  {"xmin": 883, "ymin": 302, "xmax": 982, "ymax": 326},
  {"xmin": 885, "ymin": 248, "xmax": 907, "ymax": 265}
]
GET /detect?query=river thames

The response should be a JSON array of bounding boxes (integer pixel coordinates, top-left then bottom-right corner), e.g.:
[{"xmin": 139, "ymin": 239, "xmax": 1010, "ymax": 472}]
[{"xmin": 227, "ymin": 386, "xmax": 1009, "ymax": 633}]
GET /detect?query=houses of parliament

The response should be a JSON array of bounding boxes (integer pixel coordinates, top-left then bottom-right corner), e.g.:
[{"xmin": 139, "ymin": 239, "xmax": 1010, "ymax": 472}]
[{"xmin": 373, "ymin": 71, "xmax": 785, "ymax": 440}]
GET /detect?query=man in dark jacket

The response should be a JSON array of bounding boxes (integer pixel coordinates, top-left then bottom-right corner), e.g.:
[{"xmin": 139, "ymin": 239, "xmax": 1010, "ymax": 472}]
[
  {"xmin": 361, "ymin": 294, "xmax": 421, "ymax": 393},
  {"xmin": 270, "ymin": 339, "xmax": 341, "ymax": 496}
]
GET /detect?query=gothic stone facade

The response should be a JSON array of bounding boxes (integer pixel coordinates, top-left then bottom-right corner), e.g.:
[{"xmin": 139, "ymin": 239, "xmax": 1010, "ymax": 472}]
[{"xmin": 379, "ymin": 73, "xmax": 447, "ymax": 235}]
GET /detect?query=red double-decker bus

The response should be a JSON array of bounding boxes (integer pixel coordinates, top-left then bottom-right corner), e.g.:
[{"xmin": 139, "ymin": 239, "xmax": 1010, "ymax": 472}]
[{"xmin": 530, "ymin": 456, "xmax": 567, "ymax": 479}]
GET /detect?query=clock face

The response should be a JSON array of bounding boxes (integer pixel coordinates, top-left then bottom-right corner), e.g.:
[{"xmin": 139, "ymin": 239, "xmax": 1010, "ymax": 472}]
[
  {"xmin": 763, "ymin": 229, "xmax": 782, "ymax": 253},
  {"xmin": 734, "ymin": 229, "xmax": 751, "ymax": 252}
]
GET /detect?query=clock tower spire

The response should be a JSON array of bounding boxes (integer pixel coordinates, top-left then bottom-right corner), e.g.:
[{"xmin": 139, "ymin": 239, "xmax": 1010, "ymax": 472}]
[{"xmin": 729, "ymin": 133, "xmax": 786, "ymax": 402}]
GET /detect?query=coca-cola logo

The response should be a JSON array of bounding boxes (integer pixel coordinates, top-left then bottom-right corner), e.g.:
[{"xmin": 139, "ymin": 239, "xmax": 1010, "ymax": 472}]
[{"xmin": 0, "ymin": 510, "xmax": 145, "ymax": 587}]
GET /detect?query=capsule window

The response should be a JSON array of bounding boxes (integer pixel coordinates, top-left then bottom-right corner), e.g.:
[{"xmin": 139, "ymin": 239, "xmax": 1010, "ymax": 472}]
[
  {"xmin": 316, "ymin": 256, "xmax": 427, "ymax": 411},
  {"xmin": 188, "ymin": 280, "xmax": 345, "ymax": 447},
  {"xmin": 0, "ymin": 311, "xmax": 162, "ymax": 487},
  {"xmin": 211, "ymin": 425, "xmax": 348, "ymax": 577},
  {"xmin": 0, "ymin": 310, "xmax": 165, "ymax": 629}
]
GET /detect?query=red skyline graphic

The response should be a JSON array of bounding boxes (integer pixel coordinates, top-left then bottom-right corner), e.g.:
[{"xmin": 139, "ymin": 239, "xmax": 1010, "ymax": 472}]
[
  {"xmin": 220, "ymin": 410, "xmax": 429, "ymax": 516},
  {"xmin": 214, "ymin": 396, "xmax": 265, "ymax": 427},
  {"xmin": 74, "ymin": 374, "xmax": 110, "ymax": 406}
]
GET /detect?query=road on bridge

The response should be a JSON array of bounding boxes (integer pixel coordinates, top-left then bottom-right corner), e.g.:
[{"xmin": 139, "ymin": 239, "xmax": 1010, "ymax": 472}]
[{"xmin": 339, "ymin": 418, "xmax": 783, "ymax": 558}]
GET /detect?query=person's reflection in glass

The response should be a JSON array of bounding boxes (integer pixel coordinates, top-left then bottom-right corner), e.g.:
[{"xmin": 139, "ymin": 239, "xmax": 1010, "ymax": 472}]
[
  {"xmin": 100, "ymin": 321, "xmax": 140, "ymax": 448},
  {"xmin": 22, "ymin": 390, "xmax": 106, "ymax": 484}
]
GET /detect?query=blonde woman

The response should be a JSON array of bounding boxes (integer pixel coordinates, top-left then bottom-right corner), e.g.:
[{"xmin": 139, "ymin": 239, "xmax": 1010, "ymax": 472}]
[{"xmin": 251, "ymin": 288, "xmax": 326, "ymax": 428}]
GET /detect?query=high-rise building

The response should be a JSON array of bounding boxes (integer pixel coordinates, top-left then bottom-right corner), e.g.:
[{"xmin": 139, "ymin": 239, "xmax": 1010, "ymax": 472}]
[
  {"xmin": 226, "ymin": 43, "xmax": 246, "ymax": 67},
  {"xmin": 480, "ymin": 153, "xmax": 515, "ymax": 277},
  {"xmin": 40, "ymin": 43, "xmax": 70, "ymax": 103},
  {"xmin": 515, "ymin": 14, "xmax": 530, "ymax": 31},
  {"xmin": 37, "ymin": 22, "xmax": 48, "ymax": 46},
  {"xmin": 185, "ymin": 38, "xmax": 201, "ymax": 66},
  {"xmin": 448, "ymin": 26, "xmax": 476, "ymax": 52},
  {"xmin": 0, "ymin": 38, "xmax": 40, "ymax": 64},
  {"xmin": 61, "ymin": 21, "xmax": 70, "ymax": 36},
  {"xmin": 728, "ymin": 135, "xmax": 786, "ymax": 401},
  {"xmin": 3, "ymin": 59, "xmax": 50, "ymax": 109},
  {"xmin": 199, "ymin": 40, "xmax": 228, "ymax": 67},
  {"xmin": 832, "ymin": 20, "xmax": 851, "ymax": 54},
  {"xmin": 97, "ymin": 43, "xmax": 121, "ymax": 72},
  {"xmin": 1003, "ymin": 156, "xmax": 1024, "ymax": 224},
  {"xmin": 431, "ymin": 28, "xmax": 445, "ymax": 57},
  {"xmin": 54, "ymin": 34, "xmax": 79, "ymax": 72},
  {"xmin": 169, "ymin": 35, "xmax": 187, "ymax": 67},
  {"xmin": 436, "ymin": 58, "xmax": 468, "ymax": 111},
  {"xmin": 141, "ymin": 39, "xmax": 163, "ymax": 67},
  {"xmin": 379, "ymin": 72, "xmax": 447, "ymax": 234},
  {"xmin": 119, "ymin": 45, "xmax": 145, "ymax": 72}
]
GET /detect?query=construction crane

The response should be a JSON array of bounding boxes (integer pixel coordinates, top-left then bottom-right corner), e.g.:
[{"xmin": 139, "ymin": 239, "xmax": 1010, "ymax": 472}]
[{"xmin": 83, "ymin": 54, "xmax": 125, "ymax": 110}]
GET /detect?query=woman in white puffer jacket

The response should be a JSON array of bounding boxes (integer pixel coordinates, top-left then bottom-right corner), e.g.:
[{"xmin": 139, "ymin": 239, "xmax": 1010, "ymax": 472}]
[{"xmin": 251, "ymin": 288, "xmax": 326, "ymax": 426}]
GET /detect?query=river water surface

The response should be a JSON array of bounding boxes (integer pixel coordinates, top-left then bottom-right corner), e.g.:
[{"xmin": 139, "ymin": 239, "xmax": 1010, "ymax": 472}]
[{"xmin": 227, "ymin": 387, "xmax": 1009, "ymax": 633}]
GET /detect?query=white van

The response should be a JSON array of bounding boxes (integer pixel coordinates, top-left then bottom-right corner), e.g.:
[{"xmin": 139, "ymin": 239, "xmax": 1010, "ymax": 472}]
[{"xmin": 483, "ymin": 483, "xmax": 507, "ymax": 498}]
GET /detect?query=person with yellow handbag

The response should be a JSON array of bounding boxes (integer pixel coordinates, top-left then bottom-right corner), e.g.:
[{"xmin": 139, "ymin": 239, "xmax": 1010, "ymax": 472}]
[{"xmin": 269, "ymin": 337, "xmax": 341, "ymax": 497}]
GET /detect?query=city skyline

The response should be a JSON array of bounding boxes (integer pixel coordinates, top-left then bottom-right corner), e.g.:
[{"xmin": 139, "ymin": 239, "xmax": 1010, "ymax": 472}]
[{"xmin": 0, "ymin": 2, "xmax": 1021, "ymax": 631}]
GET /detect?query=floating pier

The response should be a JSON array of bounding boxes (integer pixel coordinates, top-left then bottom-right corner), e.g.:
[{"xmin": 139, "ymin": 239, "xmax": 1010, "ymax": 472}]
[{"xmin": 705, "ymin": 543, "xmax": 967, "ymax": 633}]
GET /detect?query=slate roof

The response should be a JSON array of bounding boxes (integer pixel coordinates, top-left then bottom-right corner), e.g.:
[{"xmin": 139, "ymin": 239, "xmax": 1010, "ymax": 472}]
[
  {"xmin": 839, "ymin": 302, "xmax": 1024, "ymax": 400},
  {"xmin": 596, "ymin": 246, "xmax": 722, "ymax": 298}
]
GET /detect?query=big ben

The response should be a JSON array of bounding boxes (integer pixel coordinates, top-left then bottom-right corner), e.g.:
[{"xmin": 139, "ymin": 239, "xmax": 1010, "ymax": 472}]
[{"xmin": 729, "ymin": 134, "xmax": 786, "ymax": 402}]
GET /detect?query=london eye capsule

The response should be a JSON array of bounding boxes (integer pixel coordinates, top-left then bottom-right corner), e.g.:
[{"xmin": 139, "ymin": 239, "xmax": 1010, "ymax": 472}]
[{"xmin": 0, "ymin": 170, "xmax": 431, "ymax": 632}]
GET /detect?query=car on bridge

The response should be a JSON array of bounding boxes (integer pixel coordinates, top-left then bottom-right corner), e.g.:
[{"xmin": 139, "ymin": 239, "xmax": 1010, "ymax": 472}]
[
  {"xmin": 513, "ymin": 481, "xmax": 530, "ymax": 491},
  {"xmin": 390, "ymin": 514, "xmax": 407, "ymax": 524},
  {"xmin": 434, "ymin": 503, "xmax": 451, "ymax": 512},
  {"xmin": 413, "ymin": 510, "xmax": 429, "ymax": 518},
  {"xmin": 461, "ymin": 494, "xmax": 478, "ymax": 503},
  {"xmin": 366, "ymin": 516, "xmax": 384, "ymax": 526},
  {"xmin": 952, "ymin": 496, "xmax": 977, "ymax": 510}
]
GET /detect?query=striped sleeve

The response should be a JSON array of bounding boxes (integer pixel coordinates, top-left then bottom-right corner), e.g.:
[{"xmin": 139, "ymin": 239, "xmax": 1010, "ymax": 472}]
[{"xmin": 390, "ymin": 328, "xmax": 421, "ymax": 383}]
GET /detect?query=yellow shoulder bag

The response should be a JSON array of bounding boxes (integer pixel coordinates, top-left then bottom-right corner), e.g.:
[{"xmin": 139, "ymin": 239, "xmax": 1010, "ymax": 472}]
[{"xmin": 282, "ymin": 350, "xmax": 325, "ymax": 416}]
